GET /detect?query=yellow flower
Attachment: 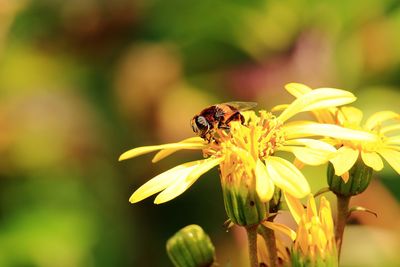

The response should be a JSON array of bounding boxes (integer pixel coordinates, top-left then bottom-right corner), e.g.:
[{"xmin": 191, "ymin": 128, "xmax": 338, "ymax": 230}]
[
  {"xmin": 119, "ymin": 83, "xmax": 377, "ymax": 204},
  {"xmin": 279, "ymin": 83, "xmax": 400, "ymax": 181},
  {"xmin": 260, "ymin": 193, "xmax": 337, "ymax": 266},
  {"xmin": 285, "ymin": 193, "xmax": 337, "ymax": 266}
]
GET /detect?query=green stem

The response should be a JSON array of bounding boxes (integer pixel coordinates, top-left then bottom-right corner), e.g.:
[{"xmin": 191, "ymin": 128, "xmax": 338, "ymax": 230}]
[
  {"xmin": 259, "ymin": 224, "xmax": 277, "ymax": 267},
  {"xmin": 246, "ymin": 225, "xmax": 259, "ymax": 267},
  {"xmin": 335, "ymin": 195, "xmax": 350, "ymax": 259}
]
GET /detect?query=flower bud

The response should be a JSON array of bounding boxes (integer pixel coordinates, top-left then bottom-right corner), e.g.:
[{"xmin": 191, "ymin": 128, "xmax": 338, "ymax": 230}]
[
  {"xmin": 327, "ymin": 159, "xmax": 373, "ymax": 197},
  {"xmin": 166, "ymin": 225, "xmax": 215, "ymax": 267},
  {"xmin": 288, "ymin": 195, "xmax": 338, "ymax": 267},
  {"xmin": 221, "ymin": 171, "xmax": 268, "ymax": 226}
]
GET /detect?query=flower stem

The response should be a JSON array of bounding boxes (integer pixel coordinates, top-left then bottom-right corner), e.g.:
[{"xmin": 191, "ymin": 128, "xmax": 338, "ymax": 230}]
[
  {"xmin": 335, "ymin": 195, "xmax": 350, "ymax": 259},
  {"xmin": 245, "ymin": 225, "xmax": 259, "ymax": 267},
  {"xmin": 259, "ymin": 224, "xmax": 277, "ymax": 267}
]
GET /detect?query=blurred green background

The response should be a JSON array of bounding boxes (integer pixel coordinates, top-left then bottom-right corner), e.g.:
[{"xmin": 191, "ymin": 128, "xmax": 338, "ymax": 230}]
[{"xmin": 0, "ymin": 0, "xmax": 399, "ymax": 266}]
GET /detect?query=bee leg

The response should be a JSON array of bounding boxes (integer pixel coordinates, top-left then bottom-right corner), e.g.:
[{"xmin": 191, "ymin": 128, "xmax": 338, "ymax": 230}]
[
  {"xmin": 225, "ymin": 111, "xmax": 244, "ymax": 125},
  {"xmin": 218, "ymin": 125, "xmax": 230, "ymax": 130},
  {"xmin": 239, "ymin": 113, "xmax": 245, "ymax": 124},
  {"xmin": 204, "ymin": 132, "xmax": 213, "ymax": 143}
]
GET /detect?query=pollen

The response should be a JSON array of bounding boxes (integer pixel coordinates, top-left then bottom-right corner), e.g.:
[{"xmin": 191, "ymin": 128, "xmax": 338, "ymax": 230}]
[{"xmin": 204, "ymin": 111, "xmax": 286, "ymax": 161}]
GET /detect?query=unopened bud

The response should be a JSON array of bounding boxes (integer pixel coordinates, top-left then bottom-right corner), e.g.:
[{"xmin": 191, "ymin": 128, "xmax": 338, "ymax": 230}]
[
  {"xmin": 166, "ymin": 225, "xmax": 215, "ymax": 267},
  {"xmin": 221, "ymin": 172, "xmax": 268, "ymax": 226},
  {"xmin": 327, "ymin": 159, "xmax": 373, "ymax": 197}
]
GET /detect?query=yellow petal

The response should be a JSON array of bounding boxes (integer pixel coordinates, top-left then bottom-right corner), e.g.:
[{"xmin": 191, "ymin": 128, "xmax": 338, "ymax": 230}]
[
  {"xmin": 255, "ymin": 159, "xmax": 275, "ymax": 202},
  {"xmin": 271, "ymin": 104, "xmax": 290, "ymax": 113},
  {"xmin": 119, "ymin": 142, "xmax": 205, "ymax": 161},
  {"xmin": 378, "ymin": 149, "xmax": 400, "ymax": 175},
  {"xmin": 385, "ymin": 145, "xmax": 400, "ymax": 152},
  {"xmin": 313, "ymin": 227, "xmax": 328, "ymax": 251},
  {"xmin": 262, "ymin": 221, "xmax": 297, "ymax": 241},
  {"xmin": 296, "ymin": 222, "xmax": 309, "ymax": 251},
  {"xmin": 381, "ymin": 124, "xmax": 400, "ymax": 135},
  {"xmin": 284, "ymin": 83, "xmax": 312, "ymax": 98},
  {"xmin": 283, "ymin": 121, "xmax": 378, "ymax": 142},
  {"xmin": 284, "ymin": 138, "xmax": 337, "ymax": 150},
  {"xmin": 387, "ymin": 136, "xmax": 400, "ymax": 145},
  {"xmin": 306, "ymin": 195, "xmax": 318, "ymax": 220},
  {"xmin": 338, "ymin": 106, "xmax": 363, "ymax": 126},
  {"xmin": 266, "ymin": 157, "xmax": 310, "ymax": 198},
  {"xmin": 341, "ymin": 172, "xmax": 350, "ymax": 183},
  {"xmin": 284, "ymin": 192, "xmax": 304, "ymax": 224},
  {"xmin": 319, "ymin": 197, "xmax": 334, "ymax": 239},
  {"xmin": 365, "ymin": 111, "xmax": 400, "ymax": 130},
  {"xmin": 311, "ymin": 109, "xmax": 336, "ymax": 124},
  {"xmin": 152, "ymin": 137, "xmax": 205, "ymax": 163},
  {"xmin": 293, "ymin": 158, "xmax": 305, "ymax": 169},
  {"xmin": 361, "ymin": 151, "xmax": 384, "ymax": 171},
  {"xmin": 330, "ymin": 146, "xmax": 359, "ymax": 176},
  {"xmin": 257, "ymin": 234, "xmax": 268, "ymax": 265},
  {"xmin": 278, "ymin": 88, "xmax": 356, "ymax": 122},
  {"xmin": 281, "ymin": 146, "xmax": 334, "ymax": 166},
  {"xmin": 280, "ymin": 139, "xmax": 337, "ymax": 166},
  {"xmin": 154, "ymin": 157, "xmax": 223, "ymax": 204},
  {"xmin": 129, "ymin": 160, "xmax": 201, "ymax": 203}
]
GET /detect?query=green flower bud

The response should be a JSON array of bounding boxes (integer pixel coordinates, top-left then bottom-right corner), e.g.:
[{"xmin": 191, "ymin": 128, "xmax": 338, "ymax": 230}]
[
  {"xmin": 327, "ymin": 159, "xmax": 373, "ymax": 197},
  {"xmin": 166, "ymin": 225, "xmax": 215, "ymax": 267},
  {"xmin": 221, "ymin": 171, "xmax": 268, "ymax": 226}
]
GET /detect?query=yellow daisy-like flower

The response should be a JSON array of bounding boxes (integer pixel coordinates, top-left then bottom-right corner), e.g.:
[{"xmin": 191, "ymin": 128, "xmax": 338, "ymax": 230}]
[
  {"xmin": 286, "ymin": 193, "xmax": 337, "ymax": 266},
  {"xmin": 279, "ymin": 82, "xmax": 400, "ymax": 181},
  {"xmin": 119, "ymin": 84, "xmax": 377, "ymax": 204},
  {"xmin": 261, "ymin": 194, "xmax": 337, "ymax": 266}
]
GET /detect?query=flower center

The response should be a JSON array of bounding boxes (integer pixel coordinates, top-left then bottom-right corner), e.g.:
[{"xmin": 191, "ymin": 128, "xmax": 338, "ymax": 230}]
[{"xmin": 204, "ymin": 111, "xmax": 285, "ymax": 160}]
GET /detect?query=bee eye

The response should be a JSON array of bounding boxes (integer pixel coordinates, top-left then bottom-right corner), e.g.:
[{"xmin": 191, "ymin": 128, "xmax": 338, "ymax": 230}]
[{"xmin": 196, "ymin": 116, "xmax": 209, "ymax": 130}]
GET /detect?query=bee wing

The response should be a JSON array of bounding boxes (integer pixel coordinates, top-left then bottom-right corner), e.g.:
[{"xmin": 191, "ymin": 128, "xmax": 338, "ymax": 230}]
[{"xmin": 223, "ymin": 101, "xmax": 257, "ymax": 111}]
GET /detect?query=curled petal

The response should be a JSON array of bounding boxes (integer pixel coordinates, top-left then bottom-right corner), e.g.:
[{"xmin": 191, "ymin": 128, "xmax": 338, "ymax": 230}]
[
  {"xmin": 361, "ymin": 151, "xmax": 384, "ymax": 171},
  {"xmin": 255, "ymin": 159, "xmax": 275, "ymax": 202},
  {"xmin": 319, "ymin": 197, "xmax": 334, "ymax": 239},
  {"xmin": 330, "ymin": 146, "xmax": 359, "ymax": 177},
  {"xmin": 365, "ymin": 111, "xmax": 400, "ymax": 130},
  {"xmin": 378, "ymin": 149, "xmax": 400, "ymax": 175},
  {"xmin": 284, "ymin": 83, "xmax": 312, "ymax": 97},
  {"xmin": 152, "ymin": 137, "xmax": 205, "ymax": 162},
  {"xmin": 119, "ymin": 141, "xmax": 205, "ymax": 161},
  {"xmin": 283, "ymin": 192, "xmax": 305, "ymax": 224},
  {"xmin": 283, "ymin": 83, "xmax": 338, "ymax": 124},
  {"xmin": 271, "ymin": 104, "xmax": 289, "ymax": 113},
  {"xmin": 306, "ymin": 195, "xmax": 318, "ymax": 220},
  {"xmin": 262, "ymin": 221, "xmax": 297, "ymax": 241},
  {"xmin": 154, "ymin": 157, "xmax": 223, "ymax": 204},
  {"xmin": 283, "ymin": 121, "xmax": 378, "ymax": 142},
  {"xmin": 266, "ymin": 157, "xmax": 310, "ymax": 198},
  {"xmin": 278, "ymin": 88, "xmax": 356, "ymax": 122},
  {"xmin": 312, "ymin": 227, "xmax": 328, "ymax": 252}
]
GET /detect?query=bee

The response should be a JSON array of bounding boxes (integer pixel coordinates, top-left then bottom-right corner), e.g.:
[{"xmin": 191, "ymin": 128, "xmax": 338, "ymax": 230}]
[{"xmin": 191, "ymin": 102, "xmax": 257, "ymax": 141}]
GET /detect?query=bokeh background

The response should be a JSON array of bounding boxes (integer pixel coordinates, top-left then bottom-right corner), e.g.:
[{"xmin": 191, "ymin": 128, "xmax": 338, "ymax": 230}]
[{"xmin": 0, "ymin": 0, "xmax": 399, "ymax": 266}]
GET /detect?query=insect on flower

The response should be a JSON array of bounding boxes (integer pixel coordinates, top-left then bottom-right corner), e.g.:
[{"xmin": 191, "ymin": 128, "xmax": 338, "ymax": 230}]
[{"xmin": 190, "ymin": 102, "xmax": 257, "ymax": 141}]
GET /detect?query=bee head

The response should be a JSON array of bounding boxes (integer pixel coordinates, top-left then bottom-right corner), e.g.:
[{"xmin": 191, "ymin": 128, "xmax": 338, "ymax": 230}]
[{"xmin": 191, "ymin": 115, "xmax": 210, "ymax": 137}]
